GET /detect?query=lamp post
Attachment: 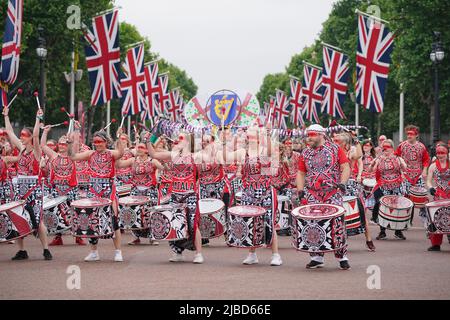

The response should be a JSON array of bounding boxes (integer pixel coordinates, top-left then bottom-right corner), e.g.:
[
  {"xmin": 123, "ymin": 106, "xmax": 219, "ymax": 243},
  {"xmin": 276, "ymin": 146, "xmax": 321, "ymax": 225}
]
[
  {"xmin": 430, "ymin": 31, "xmax": 445, "ymax": 144},
  {"xmin": 36, "ymin": 26, "xmax": 47, "ymax": 120}
]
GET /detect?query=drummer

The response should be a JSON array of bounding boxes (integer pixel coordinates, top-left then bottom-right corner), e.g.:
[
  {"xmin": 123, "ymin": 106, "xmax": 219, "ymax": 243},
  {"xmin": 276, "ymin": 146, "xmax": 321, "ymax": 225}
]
[
  {"xmin": 426, "ymin": 143, "xmax": 450, "ymax": 251},
  {"xmin": 145, "ymin": 130, "xmax": 204, "ymax": 264},
  {"xmin": 370, "ymin": 139, "xmax": 408, "ymax": 240},
  {"xmin": 115, "ymin": 132, "xmax": 134, "ymax": 186},
  {"xmin": 3, "ymin": 107, "xmax": 53, "ymax": 261},
  {"xmin": 116, "ymin": 140, "xmax": 164, "ymax": 245},
  {"xmin": 41, "ymin": 125, "xmax": 85, "ymax": 246},
  {"xmin": 334, "ymin": 133, "xmax": 375, "ymax": 251},
  {"xmin": 296, "ymin": 124, "xmax": 351, "ymax": 270},
  {"xmin": 69, "ymin": 130, "xmax": 124, "ymax": 262},
  {"xmin": 395, "ymin": 125, "xmax": 430, "ymax": 226},
  {"xmin": 375, "ymin": 135, "xmax": 387, "ymax": 156}
]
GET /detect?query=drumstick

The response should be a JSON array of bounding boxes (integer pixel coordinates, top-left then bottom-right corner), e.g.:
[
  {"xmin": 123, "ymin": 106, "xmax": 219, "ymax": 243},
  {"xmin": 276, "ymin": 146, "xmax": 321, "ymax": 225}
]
[
  {"xmin": 33, "ymin": 91, "xmax": 42, "ymax": 111},
  {"xmin": 120, "ymin": 112, "xmax": 127, "ymax": 128},
  {"xmin": 103, "ymin": 118, "xmax": 117, "ymax": 131},
  {"xmin": 6, "ymin": 88, "xmax": 23, "ymax": 108},
  {"xmin": 41, "ymin": 121, "xmax": 70, "ymax": 129}
]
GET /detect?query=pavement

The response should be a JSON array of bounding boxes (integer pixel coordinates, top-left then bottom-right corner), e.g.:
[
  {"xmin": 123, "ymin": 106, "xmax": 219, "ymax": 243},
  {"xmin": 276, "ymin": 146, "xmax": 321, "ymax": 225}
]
[{"xmin": 1, "ymin": 210, "xmax": 449, "ymax": 300}]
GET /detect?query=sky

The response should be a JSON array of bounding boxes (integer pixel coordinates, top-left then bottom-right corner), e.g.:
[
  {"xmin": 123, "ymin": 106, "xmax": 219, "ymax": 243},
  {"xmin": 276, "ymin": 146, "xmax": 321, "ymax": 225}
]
[{"xmin": 115, "ymin": 0, "xmax": 337, "ymax": 103}]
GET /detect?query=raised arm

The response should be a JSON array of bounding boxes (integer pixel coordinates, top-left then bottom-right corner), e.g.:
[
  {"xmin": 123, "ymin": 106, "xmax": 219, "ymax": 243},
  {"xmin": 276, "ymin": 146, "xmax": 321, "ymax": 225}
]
[
  {"xmin": 116, "ymin": 157, "xmax": 134, "ymax": 168},
  {"xmin": 152, "ymin": 159, "xmax": 165, "ymax": 171},
  {"xmin": 143, "ymin": 132, "xmax": 172, "ymax": 161},
  {"xmin": 2, "ymin": 106, "xmax": 22, "ymax": 150},
  {"xmin": 40, "ymin": 125, "xmax": 58, "ymax": 160},
  {"xmin": 111, "ymin": 136, "xmax": 124, "ymax": 160}
]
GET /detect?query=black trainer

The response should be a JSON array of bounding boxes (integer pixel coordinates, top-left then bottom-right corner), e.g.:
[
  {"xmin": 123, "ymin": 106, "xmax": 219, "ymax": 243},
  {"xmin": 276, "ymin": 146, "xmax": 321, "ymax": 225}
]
[
  {"xmin": 43, "ymin": 249, "xmax": 53, "ymax": 261},
  {"xmin": 339, "ymin": 260, "xmax": 351, "ymax": 270},
  {"xmin": 394, "ymin": 230, "xmax": 406, "ymax": 240},
  {"xmin": 376, "ymin": 231, "xmax": 387, "ymax": 240},
  {"xmin": 427, "ymin": 245, "xmax": 441, "ymax": 252},
  {"xmin": 12, "ymin": 250, "xmax": 29, "ymax": 261},
  {"xmin": 366, "ymin": 240, "xmax": 376, "ymax": 252},
  {"xmin": 306, "ymin": 260, "xmax": 324, "ymax": 269}
]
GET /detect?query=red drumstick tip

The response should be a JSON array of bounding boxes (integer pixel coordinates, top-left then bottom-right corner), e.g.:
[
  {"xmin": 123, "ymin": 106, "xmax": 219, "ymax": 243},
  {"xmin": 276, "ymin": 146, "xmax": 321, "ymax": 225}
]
[
  {"xmin": 111, "ymin": 118, "xmax": 117, "ymax": 123},
  {"xmin": 60, "ymin": 107, "xmax": 66, "ymax": 112},
  {"xmin": 33, "ymin": 91, "xmax": 39, "ymax": 97},
  {"xmin": 63, "ymin": 121, "xmax": 69, "ymax": 126},
  {"xmin": 131, "ymin": 121, "xmax": 136, "ymax": 125},
  {"xmin": 69, "ymin": 113, "xmax": 75, "ymax": 118},
  {"xmin": 17, "ymin": 88, "xmax": 23, "ymax": 95}
]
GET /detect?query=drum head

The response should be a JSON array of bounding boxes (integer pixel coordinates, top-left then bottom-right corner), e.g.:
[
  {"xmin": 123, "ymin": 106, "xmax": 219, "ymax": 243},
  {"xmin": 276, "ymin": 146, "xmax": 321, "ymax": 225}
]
[
  {"xmin": 199, "ymin": 198, "xmax": 225, "ymax": 215},
  {"xmin": 149, "ymin": 203, "xmax": 186, "ymax": 212},
  {"xmin": 292, "ymin": 204, "xmax": 345, "ymax": 219},
  {"xmin": 0, "ymin": 200, "xmax": 25, "ymax": 212},
  {"xmin": 43, "ymin": 196, "xmax": 68, "ymax": 210},
  {"xmin": 426, "ymin": 199, "xmax": 450, "ymax": 209},
  {"xmin": 363, "ymin": 179, "xmax": 376, "ymax": 188},
  {"xmin": 228, "ymin": 206, "xmax": 266, "ymax": 217},
  {"xmin": 71, "ymin": 198, "xmax": 112, "ymax": 208},
  {"xmin": 119, "ymin": 196, "xmax": 149, "ymax": 206},
  {"xmin": 380, "ymin": 196, "xmax": 413, "ymax": 209},
  {"xmin": 409, "ymin": 186, "xmax": 428, "ymax": 195}
]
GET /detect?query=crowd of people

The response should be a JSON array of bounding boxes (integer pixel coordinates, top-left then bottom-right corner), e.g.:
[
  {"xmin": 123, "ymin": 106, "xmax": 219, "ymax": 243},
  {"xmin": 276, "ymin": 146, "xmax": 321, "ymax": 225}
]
[{"xmin": 0, "ymin": 106, "xmax": 449, "ymax": 270}]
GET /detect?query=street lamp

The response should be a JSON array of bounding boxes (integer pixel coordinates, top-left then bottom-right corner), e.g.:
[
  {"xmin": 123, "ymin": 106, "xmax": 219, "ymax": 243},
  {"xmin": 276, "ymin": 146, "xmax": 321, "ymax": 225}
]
[
  {"xmin": 430, "ymin": 31, "xmax": 445, "ymax": 144},
  {"xmin": 36, "ymin": 26, "xmax": 47, "ymax": 119}
]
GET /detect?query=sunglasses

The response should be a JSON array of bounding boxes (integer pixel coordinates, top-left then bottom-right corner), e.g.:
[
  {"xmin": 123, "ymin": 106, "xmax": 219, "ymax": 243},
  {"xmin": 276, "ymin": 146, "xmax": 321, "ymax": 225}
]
[
  {"xmin": 363, "ymin": 144, "xmax": 372, "ymax": 148},
  {"xmin": 437, "ymin": 152, "xmax": 447, "ymax": 155},
  {"xmin": 120, "ymin": 137, "xmax": 128, "ymax": 141},
  {"xmin": 20, "ymin": 132, "xmax": 32, "ymax": 138},
  {"xmin": 58, "ymin": 143, "xmax": 68, "ymax": 147},
  {"xmin": 383, "ymin": 146, "xmax": 393, "ymax": 150},
  {"xmin": 137, "ymin": 145, "xmax": 148, "ymax": 150},
  {"xmin": 307, "ymin": 132, "xmax": 319, "ymax": 138},
  {"xmin": 0, "ymin": 132, "xmax": 6, "ymax": 137},
  {"xmin": 93, "ymin": 139, "xmax": 106, "ymax": 144},
  {"xmin": 47, "ymin": 143, "xmax": 56, "ymax": 147}
]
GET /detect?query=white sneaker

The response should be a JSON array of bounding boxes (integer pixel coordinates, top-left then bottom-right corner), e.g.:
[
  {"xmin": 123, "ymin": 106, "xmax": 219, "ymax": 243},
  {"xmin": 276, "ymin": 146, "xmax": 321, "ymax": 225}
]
[
  {"xmin": 84, "ymin": 251, "xmax": 100, "ymax": 262},
  {"xmin": 169, "ymin": 253, "xmax": 184, "ymax": 262},
  {"xmin": 193, "ymin": 253, "xmax": 204, "ymax": 264},
  {"xmin": 114, "ymin": 250, "xmax": 123, "ymax": 262},
  {"xmin": 242, "ymin": 253, "xmax": 258, "ymax": 265},
  {"xmin": 270, "ymin": 253, "xmax": 283, "ymax": 266},
  {"xmin": 149, "ymin": 240, "xmax": 159, "ymax": 246}
]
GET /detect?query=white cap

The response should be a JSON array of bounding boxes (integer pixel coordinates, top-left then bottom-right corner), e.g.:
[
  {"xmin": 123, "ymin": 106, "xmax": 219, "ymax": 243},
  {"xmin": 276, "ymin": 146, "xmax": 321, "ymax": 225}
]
[{"xmin": 306, "ymin": 124, "xmax": 326, "ymax": 134}]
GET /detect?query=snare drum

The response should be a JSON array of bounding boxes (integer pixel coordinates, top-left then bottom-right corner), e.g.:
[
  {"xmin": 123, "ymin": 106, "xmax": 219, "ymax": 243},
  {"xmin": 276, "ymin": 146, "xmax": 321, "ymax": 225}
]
[
  {"xmin": 291, "ymin": 204, "xmax": 347, "ymax": 253},
  {"xmin": 70, "ymin": 198, "xmax": 114, "ymax": 238},
  {"xmin": 118, "ymin": 196, "xmax": 150, "ymax": 230},
  {"xmin": 149, "ymin": 203, "xmax": 188, "ymax": 241},
  {"xmin": 117, "ymin": 184, "xmax": 132, "ymax": 198},
  {"xmin": 363, "ymin": 179, "xmax": 377, "ymax": 196},
  {"xmin": 275, "ymin": 195, "xmax": 291, "ymax": 231},
  {"xmin": 43, "ymin": 196, "xmax": 71, "ymax": 235},
  {"xmin": 0, "ymin": 200, "xmax": 33, "ymax": 242},
  {"xmin": 342, "ymin": 196, "xmax": 365, "ymax": 236},
  {"xmin": 199, "ymin": 198, "xmax": 226, "ymax": 239},
  {"xmin": 378, "ymin": 195, "xmax": 413, "ymax": 231},
  {"xmin": 408, "ymin": 186, "xmax": 429, "ymax": 208},
  {"xmin": 425, "ymin": 200, "xmax": 450, "ymax": 234},
  {"xmin": 227, "ymin": 206, "xmax": 266, "ymax": 248}
]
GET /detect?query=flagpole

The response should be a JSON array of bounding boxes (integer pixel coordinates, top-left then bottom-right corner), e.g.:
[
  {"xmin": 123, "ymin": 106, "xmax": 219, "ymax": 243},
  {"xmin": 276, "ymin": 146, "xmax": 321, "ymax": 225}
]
[
  {"xmin": 93, "ymin": 7, "xmax": 122, "ymax": 18},
  {"xmin": 321, "ymin": 42, "xmax": 345, "ymax": 53},
  {"xmin": 125, "ymin": 41, "xmax": 145, "ymax": 49},
  {"xmin": 355, "ymin": 9, "xmax": 390, "ymax": 24},
  {"xmin": 302, "ymin": 61, "xmax": 323, "ymax": 70},
  {"xmin": 127, "ymin": 116, "xmax": 131, "ymax": 138},
  {"xmin": 106, "ymin": 101, "xmax": 111, "ymax": 136},
  {"xmin": 399, "ymin": 83, "xmax": 405, "ymax": 142},
  {"xmin": 355, "ymin": 101, "xmax": 359, "ymax": 136}
]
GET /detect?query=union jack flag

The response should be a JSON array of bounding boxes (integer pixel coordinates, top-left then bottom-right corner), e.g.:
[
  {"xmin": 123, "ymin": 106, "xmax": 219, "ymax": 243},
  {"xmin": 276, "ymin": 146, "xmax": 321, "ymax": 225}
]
[
  {"xmin": 155, "ymin": 72, "xmax": 170, "ymax": 116},
  {"xmin": 289, "ymin": 76, "xmax": 305, "ymax": 127},
  {"xmin": 120, "ymin": 44, "xmax": 147, "ymax": 116},
  {"xmin": 356, "ymin": 14, "xmax": 394, "ymax": 113},
  {"xmin": 167, "ymin": 88, "xmax": 183, "ymax": 122},
  {"xmin": 274, "ymin": 89, "xmax": 291, "ymax": 129},
  {"xmin": 1, "ymin": 0, "xmax": 23, "ymax": 86},
  {"xmin": 143, "ymin": 60, "xmax": 160, "ymax": 119},
  {"xmin": 321, "ymin": 46, "xmax": 350, "ymax": 119},
  {"xmin": 301, "ymin": 63, "xmax": 323, "ymax": 123},
  {"xmin": 83, "ymin": 10, "xmax": 121, "ymax": 106},
  {"xmin": 265, "ymin": 95, "xmax": 276, "ymax": 126}
]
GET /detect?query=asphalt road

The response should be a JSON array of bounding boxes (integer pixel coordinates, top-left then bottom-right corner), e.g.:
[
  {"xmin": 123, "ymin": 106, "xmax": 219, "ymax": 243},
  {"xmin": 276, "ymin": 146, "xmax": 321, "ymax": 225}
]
[{"xmin": 1, "ymin": 211, "xmax": 449, "ymax": 300}]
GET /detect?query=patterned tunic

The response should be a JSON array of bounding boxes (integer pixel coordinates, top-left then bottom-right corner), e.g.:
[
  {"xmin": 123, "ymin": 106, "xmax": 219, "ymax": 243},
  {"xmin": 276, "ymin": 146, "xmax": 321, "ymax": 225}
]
[
  {"xmin": 116, "ymin": 149, "xmax": 133, "ymax": 185},
  {"xmin": 433, "ymin": 160, "xmax": 450, "ymax": 200},
  {"xmin": 362, "ymin": 153, "xmax": 376, "ymax": 179},
  {"xmin": 75, "ymin": 144, "xmax": 91, "ymax": 189},
  {"xmin": 375, "ymin": 154, "xmax": 404, "ymax": 193},
  {"xmin": 87, "ymin": 150, "xmax": 117, "ymax": 201},
  {"xmin": 298, "ymin": 141, "xmax": 349, "ymax": 205},
  {"xmin": 396, "ymin": 141, "xmax": 430, "ymax": 186},
  {"xmin": 50, "ymin": 154, "xmax": 78, "ymax": 201}
]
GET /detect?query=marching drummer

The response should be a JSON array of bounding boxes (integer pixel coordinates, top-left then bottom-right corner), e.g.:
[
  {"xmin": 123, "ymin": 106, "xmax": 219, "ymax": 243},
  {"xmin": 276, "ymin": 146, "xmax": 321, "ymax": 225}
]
[
  {"xmin": 116, "ymin": 140, "xmax": 164, "ymax": 245},
  {"xmin": 69, "ymin": 130, "xmax": 124, "ymax": 262},
  {"xmin": 426, "ymin": 143, "xmax": 450, "ymax": 251},
  {"xmin": 296, "ymin": 124, "xmax": 351, "ymax": 270},
  {"xmin": 40, "ymin": 125, "xmax": 85, "ymax": 246},
  {"xmin": 3, "ymin": 107, "xmax": 53, "ymax": 261},
  {"xmin": 370, "ymin": 139, "xmax": 408, "ymax": 240}
]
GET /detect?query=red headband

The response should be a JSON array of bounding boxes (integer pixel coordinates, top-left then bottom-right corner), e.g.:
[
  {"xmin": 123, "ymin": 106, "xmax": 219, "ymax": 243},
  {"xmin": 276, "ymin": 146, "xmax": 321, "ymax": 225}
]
[
  {"xmin": 436, "ymin": 146, "xmax": 448, "ymax": 154},
  {"xmin": 406, "ymin": 128, "xmax": 419, "ymax": 135}
]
